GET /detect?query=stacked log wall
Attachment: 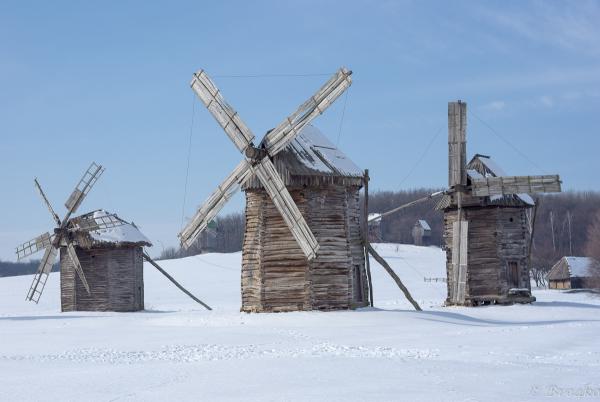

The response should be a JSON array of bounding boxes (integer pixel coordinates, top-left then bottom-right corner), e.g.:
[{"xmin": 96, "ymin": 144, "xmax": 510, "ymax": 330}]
[
  {"xmin": 242, "ymin": 184, "xmax": 367, "ymax": 312},
  {"xmin": 60, "ymin": 246, "xmax": 144, "ymax": 312},
  {"xmin": 444, "ymin": 206, "xmax": 532, "ymax": 305}
]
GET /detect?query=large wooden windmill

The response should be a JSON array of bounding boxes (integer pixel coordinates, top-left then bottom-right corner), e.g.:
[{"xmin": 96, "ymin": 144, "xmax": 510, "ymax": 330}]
[
  {"xmin": 180, "ymin": 68, "xmax": 376, "ymax": 312},
  {"xmin": 16, "ymin": 162, "xmax": 211, "ymax": 311},
  {"xmin": 441, "ymin": 100, "xmax": 562, "ymax": 305}
]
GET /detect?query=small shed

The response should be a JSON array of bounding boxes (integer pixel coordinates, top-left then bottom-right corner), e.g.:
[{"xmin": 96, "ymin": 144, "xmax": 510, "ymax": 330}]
[
  {"xmin": 368, "ymin": 213, "xmax": 383, "ymax": 242},
  {"xmin": 547, "ymin": 256, "xmax": 600, "ymax": 289},
  {"xmin": 412, "ymin": 219, "xmax": 431, "ymax": 246},
  {"xmin": 241, "ymin": 125, "xmax": 368, "ymax": 312},
  {"xmin": 60, "ymin": 210, "xmax": 152, "ymax": 312}
]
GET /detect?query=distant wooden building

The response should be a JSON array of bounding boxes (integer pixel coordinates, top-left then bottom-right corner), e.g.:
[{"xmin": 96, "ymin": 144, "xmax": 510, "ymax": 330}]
[
  {"xmin": 61, "ymin": 210, "xmax": 152, "ymax": 312},
  {"xmin": 547, "ymin": 256, "xmax": 600, "ymax": 289},
  {"xmin": 412, "ymin": 220, "xmax": 431, "ymax": 246},
  {"xmin": 241, "ymin": 125, "xmax": 368, "ymax": 312}
]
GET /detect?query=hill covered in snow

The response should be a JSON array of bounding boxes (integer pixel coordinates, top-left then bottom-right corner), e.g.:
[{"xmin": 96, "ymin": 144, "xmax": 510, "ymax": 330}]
[{"xmin": 1, "ymin": 244, "xmax": 599, "ymax": 401}]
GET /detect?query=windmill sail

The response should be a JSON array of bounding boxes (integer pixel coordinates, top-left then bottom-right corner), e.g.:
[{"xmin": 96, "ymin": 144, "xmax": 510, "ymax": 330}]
[
  {"xmin": 64, "ymin": 162, "xmax": 104, "ymax": 215},
  {"xmin": 262, "ymin": 67, "xmax": 352, "ymax": 156},
  {"xmin": 471, "ymin": 175, "xmax": 561, "ymax": 197},
  {"xmin": 16, "ymin": 232, "xmax": 53, "ymax": 260},
  {"xmin": 26, "ymin": 245, "xmax": 57, "ymax": 303},
  {"xmin": 179, "ymin": 159, "xmax": 254, "ymax": 249},
  {"xmin": 190, "ymin": 70, "xmax": 255, "ymax": 153}
]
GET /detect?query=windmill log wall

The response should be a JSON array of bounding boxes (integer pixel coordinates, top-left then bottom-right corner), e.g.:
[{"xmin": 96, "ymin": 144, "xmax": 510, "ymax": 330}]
[
  {"xmin": 242, "ymin": 185, "xmax": 368, "ymax": 312},
  {"xmin": 60, "ymin": 246, "xmax": 144, "ymax": 312},
  {"xmin": 444, "ymin": 206, "xmax": 533, "ymax": 306}
]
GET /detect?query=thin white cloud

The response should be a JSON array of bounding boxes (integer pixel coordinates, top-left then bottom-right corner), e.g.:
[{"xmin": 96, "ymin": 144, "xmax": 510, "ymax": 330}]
[
  {"xmin": 479, "ymin": 1, "xmax": 600, "ymax": 57},
  {"xmin": 481, "ymin": 100, "xmax": 506, "ymax": 111},
  {"xmin": 539, "ymin": 95, "xmax": 554, "ymax": 108}
]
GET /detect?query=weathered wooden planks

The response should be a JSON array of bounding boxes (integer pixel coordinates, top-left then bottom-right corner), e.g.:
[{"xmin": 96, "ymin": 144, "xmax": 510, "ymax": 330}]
[
  {"xmin": 60, "ymin": 246, "xmax": 144, "ymax": 312},
  {"xmin": 444, "ymin": 207, "xmax": 534, "ymax": 306},
  {"xmin": 241, "ymin": 184, "xmax": 368, "ymax": 312}
]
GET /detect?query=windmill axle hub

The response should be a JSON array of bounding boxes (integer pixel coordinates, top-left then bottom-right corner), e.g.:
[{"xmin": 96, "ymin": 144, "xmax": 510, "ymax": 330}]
[{"xmin": 245, "ymin": 145, "xmax": 268, "ymax": 163}]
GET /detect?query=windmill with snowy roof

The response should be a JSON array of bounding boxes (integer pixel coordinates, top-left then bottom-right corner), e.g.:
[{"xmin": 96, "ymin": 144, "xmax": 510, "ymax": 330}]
[
  {"xmin": 437, "ymin": 100, "xmax": 562, "ymax": 306},
  {"xmin": 16, "ymin": 162, "xmax": 211, "ymax": 312},
  {"xmin": 369, "ymin": 100, "xmax": 562, "ymax": 306},
  {"xmin": 178, "ymin": 68, "xmax": 379, "ymax": 312}
]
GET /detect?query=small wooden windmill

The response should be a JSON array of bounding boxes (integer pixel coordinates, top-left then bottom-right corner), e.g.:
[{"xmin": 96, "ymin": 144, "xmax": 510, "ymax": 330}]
[
  {"xmin": 440, "ymin": 100, "xmax": 562, "ymax": 306},
  {"xmin": 368, "ymin": 100, "xmax": 562, "ymax": 307},
  {"xmin": 16, "ymin": 162, "xmax": 211, "ymax": 311},
  {"xmin": 179, "ymin": 68, "xmax": 377, "ymax": 312}
]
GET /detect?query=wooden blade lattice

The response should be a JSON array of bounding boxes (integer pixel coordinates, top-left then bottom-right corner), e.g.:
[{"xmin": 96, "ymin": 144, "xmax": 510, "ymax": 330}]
[
  {"xmin": 16, "ymin": 232, "xmax": 53, "ymax": 261},
  {"xmin": 262, "ymin": 67, "xmax": 352, "ymax": 156},
  {"xmin": 64, "ymin": 162, "xmax": 104, "ymax": 217},
  {"xmin": 471, "ymin": 175, "xmax": 561, "ymax": 197},
  {"xmin": 179, "ymin": 159, "xmax": 254, "ymax": 249},
  {"xmin": 190, "ymin": 70, "xmax": 255, "ymax": 153}
]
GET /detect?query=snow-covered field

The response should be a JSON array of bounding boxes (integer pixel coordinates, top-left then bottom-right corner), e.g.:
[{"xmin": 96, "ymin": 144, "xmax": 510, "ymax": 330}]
[{"xmin": 1, "ymin": 244, "xmax": 599, "ymax": 401}]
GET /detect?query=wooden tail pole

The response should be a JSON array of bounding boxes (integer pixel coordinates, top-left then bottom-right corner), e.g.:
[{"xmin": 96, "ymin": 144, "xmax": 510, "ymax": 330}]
[
  {"xmin": 367, "ymin": 244, "xmax": 422, "ymax": 311},
  {"xmin": 143, "ymin": 253, "xmax": 212, "ymax": 310},
  {"xmin": 363, "ymin": 169, "xmax": 374, "ymax": 307}
]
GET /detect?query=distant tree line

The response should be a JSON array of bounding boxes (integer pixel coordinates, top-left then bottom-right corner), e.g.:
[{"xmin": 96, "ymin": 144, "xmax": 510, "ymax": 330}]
[
  {"xmin": 159, "ymin": 212, "xmax": 245, "ymax": 260},
  {"xmin": 0, "ymin": 259, "xmax": 58, "ymax": 277}
]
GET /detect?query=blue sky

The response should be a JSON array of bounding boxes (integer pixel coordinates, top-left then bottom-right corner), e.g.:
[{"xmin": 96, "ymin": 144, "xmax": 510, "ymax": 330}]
[{"xmin": 1, "ymin": 0, "xmax": 599, "ymax": 260}]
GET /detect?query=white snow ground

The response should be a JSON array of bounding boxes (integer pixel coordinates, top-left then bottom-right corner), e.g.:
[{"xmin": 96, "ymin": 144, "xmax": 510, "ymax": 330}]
[{"xmin": 1, "ymin": 244, "xmax": 599, "ymax": 402}]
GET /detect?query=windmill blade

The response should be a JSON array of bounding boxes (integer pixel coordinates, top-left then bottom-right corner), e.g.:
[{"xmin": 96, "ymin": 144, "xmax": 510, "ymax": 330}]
[
  {"xmin": 26, "ymin": 245, "xmax": 57, "ymax": 302},
  {"xmin": 190, "ymin": 70, "xmax": 255, "ymax": 153},
  {"xmin": 262, "ymin": 67, "xmax": 353, "ymax": 156},
  {"xmin": 66, "ymin": 243, "xmax": 91, "ymax": 295},
  {"xmin": 471, "ymin": 174, "xmax": 561, "ymax": 197},
  {"xmin": 64, "ymin": 162, "xmax": 105, "ymax": 219},
  {"xmin": 16, "ymin": 232, "xmax": 53, "ymax": 260},
  {"xmin": 179, "ymin": 159, "xmax": 254, "ymax": 249},
  {"xmin": 34, "ymin": 178, "xmax": 61, "ymax": 225},
  {"xmin": 254, "ymin": 157, "xmax": 319, "ymax": 260},
  {"xmin": 73, "ymin": 213, "xmax": 126, "ymax": 232}
]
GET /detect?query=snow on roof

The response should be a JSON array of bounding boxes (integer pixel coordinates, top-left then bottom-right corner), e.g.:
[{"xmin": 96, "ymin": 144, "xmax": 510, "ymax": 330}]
[
  {"xmin": 278, "ymin": 125, "xmax": 363, "ymax": 178},
  {"xmin": 416, "ymin": 220, "xmax": 431, "ymax": 230},
  {"xmin": 83, "ymin": 210, "xmax": 152, "ymax": 246},
  {"xmin": 368, "ymin": 213, "xmax": 382, "ymax": 222},
  {"xmin": 564, "ymin": 256, "xmax": 599, "ymax": 278},
  {"xmin": 469, "ymin": 155, "xmax": 535, "ymax": 206}
]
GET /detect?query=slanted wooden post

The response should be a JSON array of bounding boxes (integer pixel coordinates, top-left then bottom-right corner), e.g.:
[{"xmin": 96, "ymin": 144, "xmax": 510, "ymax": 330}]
[
  {"xmin": 367, "ymin": 244, "xmax": 421, "ymax": 311},
  {"xmin": 363, "ymin": 169, "xmax": 374, "ymax": 307},
  {"xmin": 143, "ymin": 253, "xmax": 212, "ymax": 310}
]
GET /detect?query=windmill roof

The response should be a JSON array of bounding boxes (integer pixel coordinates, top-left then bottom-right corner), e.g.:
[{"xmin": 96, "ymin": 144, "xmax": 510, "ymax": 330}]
[
  {"xmin": 547, "ymin": 256, "xmax": 600, "ymax": 280},
  {"xmin": 368, "ymin": 213, "xmax": 382, "ymax": 222},
  {"xmin": 467, "ymin": 155, "xmax": 535, "ymax": 206},
  {"xmin": 245, "ymin": 125, "xmax": 363, "ymax": 190},
  {"xmin": 416, "ymin": 220, "xmax": 431, "ymax": 230},
  {"xmin": 70, "ymin": 210, "xmax": 152, "ymax": 248},
  {"xmin": 280, "ymin": 125, "xmax": 363, "ymax": 177}
]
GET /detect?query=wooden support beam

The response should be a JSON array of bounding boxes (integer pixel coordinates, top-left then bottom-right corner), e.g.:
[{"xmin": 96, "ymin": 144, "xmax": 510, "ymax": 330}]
[
  {"xmin": 366, "ymin": 243, "xmax": 422, "ymax": 311},
  {"xmin": 363, "ymin": 169, "xmax": 374, "ymax": 307},
  {"xmin": 143, "ymin": 253, "xmax": 212, "ymax": 310}
]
